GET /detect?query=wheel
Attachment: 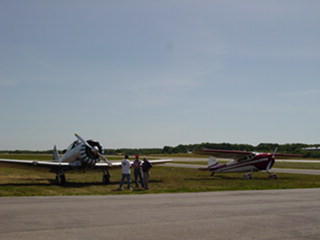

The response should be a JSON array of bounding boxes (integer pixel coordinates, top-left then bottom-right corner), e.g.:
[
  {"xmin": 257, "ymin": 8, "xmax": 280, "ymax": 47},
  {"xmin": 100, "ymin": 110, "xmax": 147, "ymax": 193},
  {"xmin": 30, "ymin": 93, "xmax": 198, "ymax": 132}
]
[
  {"xmin": 269, "ymin": 174, "xmax": 278, "ymax": 179},
  {"xmin": 56, "ymin": 174, "xmax": 66, "ymax": 185},
  {"xmin": 55, "ymin": 175, "xmax": 60, "ymax": 184},
  {"xmin": 102, "ymin": 175, "xmax": 110, "ymax": 184},
  {"xmin": 60, "ymin": 174, "xmax": 66, "ymax": 185},
  {"xmin": 244, "ymin": 173, "xmax": 253, "ymax": 180}
]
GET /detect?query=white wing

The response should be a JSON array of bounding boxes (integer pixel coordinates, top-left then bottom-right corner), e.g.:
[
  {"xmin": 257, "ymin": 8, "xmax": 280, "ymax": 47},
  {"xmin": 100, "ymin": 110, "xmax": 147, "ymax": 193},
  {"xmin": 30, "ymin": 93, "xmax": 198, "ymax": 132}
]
[
  {"xmin": 94, "ymin": 159, "xmax": 172, "ymax": 168},
  {"xmin": 0, "ymin": 158, "xmax": 172, "ymax": 171},
  {"xmin": 0, "ymin": 158, "xmax": 71, "ymax": 171}
]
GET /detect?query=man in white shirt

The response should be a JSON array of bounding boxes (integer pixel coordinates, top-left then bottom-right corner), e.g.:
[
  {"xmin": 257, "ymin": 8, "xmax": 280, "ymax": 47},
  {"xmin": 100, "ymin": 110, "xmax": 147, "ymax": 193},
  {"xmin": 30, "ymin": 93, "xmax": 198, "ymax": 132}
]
[{"xmin": 119, "ymin": 155, "xmax": 132, "ymax": 190}]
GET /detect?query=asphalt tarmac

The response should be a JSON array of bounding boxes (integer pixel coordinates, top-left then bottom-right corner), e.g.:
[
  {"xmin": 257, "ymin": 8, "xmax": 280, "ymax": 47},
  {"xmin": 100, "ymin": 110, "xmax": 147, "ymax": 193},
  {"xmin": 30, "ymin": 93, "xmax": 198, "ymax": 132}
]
[{"xmin": 1, "ymin": 188, "xmax": 319, "ymax": 240}]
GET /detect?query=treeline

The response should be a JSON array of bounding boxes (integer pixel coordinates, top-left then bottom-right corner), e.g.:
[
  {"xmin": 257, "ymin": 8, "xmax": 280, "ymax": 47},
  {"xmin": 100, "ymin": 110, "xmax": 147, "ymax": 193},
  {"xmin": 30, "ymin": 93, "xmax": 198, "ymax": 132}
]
[
  {"xmin": 1, "ymin": 143, "xmax": 320, "ymax": 157},
  {"xmin": 0, "ymin": 148, "xmax": 163, "ymax": 155},
  {"xmin": 160, "ymin": 143, "xmax": 320, "ymax": 158},
  {"xmin": 104, "ymin": 148, "xmax": 162, "ymax": 155},
  {"xmin": 0, "ymin": 150, "xmax": 52, "ymax": 154}
]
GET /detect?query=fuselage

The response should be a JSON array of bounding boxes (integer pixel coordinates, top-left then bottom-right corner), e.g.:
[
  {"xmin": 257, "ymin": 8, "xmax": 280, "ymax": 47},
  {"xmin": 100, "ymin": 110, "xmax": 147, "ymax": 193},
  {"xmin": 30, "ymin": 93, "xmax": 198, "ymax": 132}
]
[{"xmin": 209, "ymin": 153, "xmax": 275, "ymax": 173}]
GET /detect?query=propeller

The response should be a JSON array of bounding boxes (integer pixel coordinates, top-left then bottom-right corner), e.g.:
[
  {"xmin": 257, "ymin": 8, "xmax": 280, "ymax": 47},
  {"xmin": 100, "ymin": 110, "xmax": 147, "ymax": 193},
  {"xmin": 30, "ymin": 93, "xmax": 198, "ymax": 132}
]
[
  {"xmin": 266, "ymin": 147, "xmax": 278, "ymax": 171},
  {"xmin": 75, "ymin": 133, "xmax": 112, "ymax": 166},
  {"xmin": 272, "ymin": 147, "xmax": 278, "ymax": 158}
]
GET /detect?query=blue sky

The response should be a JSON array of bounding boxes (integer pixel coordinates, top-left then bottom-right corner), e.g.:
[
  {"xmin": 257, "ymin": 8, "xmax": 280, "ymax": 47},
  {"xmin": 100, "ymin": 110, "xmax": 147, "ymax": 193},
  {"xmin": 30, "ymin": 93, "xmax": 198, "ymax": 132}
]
[{"xmin": 1, "ymin": 1, "xmax": 319, "ymax": 150}]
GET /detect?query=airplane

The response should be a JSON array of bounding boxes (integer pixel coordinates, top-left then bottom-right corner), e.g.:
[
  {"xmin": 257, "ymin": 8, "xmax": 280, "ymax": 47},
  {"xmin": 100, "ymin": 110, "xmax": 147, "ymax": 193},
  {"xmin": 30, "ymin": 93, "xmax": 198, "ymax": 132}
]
[
  {"xmin": 197, "ymin": 148, "xmax": 301, "ymax": 179},
  {"xmin": 0, "ymin": 134, "xmax": 172, "ymax": 185}
]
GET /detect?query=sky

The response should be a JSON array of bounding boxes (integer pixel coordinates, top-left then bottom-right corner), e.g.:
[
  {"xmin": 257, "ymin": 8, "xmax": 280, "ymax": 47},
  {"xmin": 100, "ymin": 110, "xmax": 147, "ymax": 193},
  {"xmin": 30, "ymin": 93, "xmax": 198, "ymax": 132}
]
[{"xmin": 0, "ymin": 0, "xmax": 319, "ymax": 150}]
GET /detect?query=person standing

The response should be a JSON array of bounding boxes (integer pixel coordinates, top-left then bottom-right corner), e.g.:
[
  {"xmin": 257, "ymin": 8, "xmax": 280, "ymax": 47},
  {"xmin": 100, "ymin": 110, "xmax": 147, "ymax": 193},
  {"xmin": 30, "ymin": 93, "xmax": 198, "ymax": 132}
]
[
  {"xmin": 132, "ymin": 155, "xmax": 144, "ymax": 188},
  {"xmin": 119, "ymin": 155, "xmax": 132, "ymax": 190},
  {"xmin": 142, "ymin": 157, "xmax": 152, "ymax": 190}
]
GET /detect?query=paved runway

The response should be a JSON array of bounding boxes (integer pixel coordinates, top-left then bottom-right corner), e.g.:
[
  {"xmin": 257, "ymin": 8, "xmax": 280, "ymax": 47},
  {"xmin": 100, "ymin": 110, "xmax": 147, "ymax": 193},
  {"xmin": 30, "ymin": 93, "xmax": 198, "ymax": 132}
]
[{"xmin": 1, "ymin": 188, "xmax": 319, "ymax": 240}]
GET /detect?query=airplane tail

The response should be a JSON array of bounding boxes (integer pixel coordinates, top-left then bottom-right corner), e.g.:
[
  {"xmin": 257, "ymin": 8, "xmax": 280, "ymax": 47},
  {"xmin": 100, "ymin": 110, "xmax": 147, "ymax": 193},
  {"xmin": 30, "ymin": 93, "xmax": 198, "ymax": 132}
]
[
  {"xmin": 52, "ymin": 145, "xmax": 60, "ymax": 162},
  {"xmin": 208, "ymin": 156, "xmax": 218, "ymax": 168}
]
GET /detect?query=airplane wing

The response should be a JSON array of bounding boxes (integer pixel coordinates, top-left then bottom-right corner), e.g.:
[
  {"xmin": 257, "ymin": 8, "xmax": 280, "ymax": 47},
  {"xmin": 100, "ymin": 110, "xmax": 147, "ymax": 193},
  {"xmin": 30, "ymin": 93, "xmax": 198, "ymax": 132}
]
[
  {"xmin": 0, "ymin": 158, "xmax": 72, "ymax": 171},
  {"xmin": 0, "ymin": 158, "xmax": 172, "ymax": 171},
  {"xmin": 94, "ymin": 159, "xmax": 172, "ymax": 168},
  {"xmin": 198, "ymin": 148, "xmax": 253, "ymax": 160}
]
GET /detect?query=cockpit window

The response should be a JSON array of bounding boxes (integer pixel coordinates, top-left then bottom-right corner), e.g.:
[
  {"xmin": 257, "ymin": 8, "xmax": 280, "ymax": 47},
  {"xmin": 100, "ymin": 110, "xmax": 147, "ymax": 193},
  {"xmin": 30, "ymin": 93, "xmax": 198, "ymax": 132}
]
[
  {"xmin": 66, "ymin": 140, "xmax": 80, "ymax": 151},
  {"xmin": 238, "ymin": 153, "xmax": 255, "ymax": 162}
]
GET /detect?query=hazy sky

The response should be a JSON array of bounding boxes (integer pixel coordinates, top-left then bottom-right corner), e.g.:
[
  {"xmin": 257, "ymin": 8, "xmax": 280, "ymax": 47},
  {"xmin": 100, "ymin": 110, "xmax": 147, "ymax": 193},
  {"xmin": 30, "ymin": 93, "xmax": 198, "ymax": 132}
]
[{"xmin": 1, "ymin": 1, "xmax": 319, "ymax": 150}]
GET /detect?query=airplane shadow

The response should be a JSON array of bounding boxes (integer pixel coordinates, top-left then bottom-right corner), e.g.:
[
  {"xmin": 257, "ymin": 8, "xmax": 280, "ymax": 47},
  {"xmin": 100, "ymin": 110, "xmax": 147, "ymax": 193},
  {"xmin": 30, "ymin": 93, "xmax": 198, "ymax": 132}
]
[
  {"xmin": 185, "ymin": 175, "xmax": 238, "ymax": 181},
  {"xmin": 0, "ymin": 179, "xmax": 163, "ymax": 188},
  {"xmin": 0, "ymin": 181, "xmax": 117, "ymax": 188},
  {"xmin": 186, "ymin": 175, "xmax": 290, "ymax": 181}
]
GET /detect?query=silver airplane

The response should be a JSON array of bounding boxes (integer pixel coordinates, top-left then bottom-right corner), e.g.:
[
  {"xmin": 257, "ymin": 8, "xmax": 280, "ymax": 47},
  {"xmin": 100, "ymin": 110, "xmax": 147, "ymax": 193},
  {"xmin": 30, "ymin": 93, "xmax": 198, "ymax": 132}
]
[{"xmin": 0, "ymin": 134, "xmax": 171, "ymax": 185}]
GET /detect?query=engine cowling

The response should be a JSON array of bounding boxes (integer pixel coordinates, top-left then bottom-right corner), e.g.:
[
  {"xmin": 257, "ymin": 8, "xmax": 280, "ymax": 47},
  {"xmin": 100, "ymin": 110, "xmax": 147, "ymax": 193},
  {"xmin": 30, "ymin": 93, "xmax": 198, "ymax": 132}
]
[{"xmin": 79, "ymin": 140, "xmax": 103, "ymax": 167}]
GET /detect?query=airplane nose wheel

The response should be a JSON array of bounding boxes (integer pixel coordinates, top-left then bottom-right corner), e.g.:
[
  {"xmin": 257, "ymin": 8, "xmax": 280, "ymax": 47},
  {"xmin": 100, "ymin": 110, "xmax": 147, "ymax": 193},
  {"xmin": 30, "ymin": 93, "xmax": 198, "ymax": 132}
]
[{"xmin": 102, "ymin": 175, "xmax": 110, "ymax": 184}]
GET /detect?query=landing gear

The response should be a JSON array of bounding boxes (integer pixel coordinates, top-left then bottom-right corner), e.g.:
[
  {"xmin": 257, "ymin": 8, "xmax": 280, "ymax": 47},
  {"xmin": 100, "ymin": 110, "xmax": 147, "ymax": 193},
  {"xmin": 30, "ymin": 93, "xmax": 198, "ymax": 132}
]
[
  {"xmin": 55, "ymin": 173, "xmax": 66, "ymax": 185},
  {"xmin": 102, "ymin": 169, "xmax": 111, "ymax": 184},
  {"xmin": 244, "ymin": 172, "xmax": 253, "ymax": 180},
  {"xmin": 210, "ymin": 172, "xmax": 215, "ymax": 177},
  {"xmin": 267, "ymin": 171, "xmax": 278, "ymax": 179}
]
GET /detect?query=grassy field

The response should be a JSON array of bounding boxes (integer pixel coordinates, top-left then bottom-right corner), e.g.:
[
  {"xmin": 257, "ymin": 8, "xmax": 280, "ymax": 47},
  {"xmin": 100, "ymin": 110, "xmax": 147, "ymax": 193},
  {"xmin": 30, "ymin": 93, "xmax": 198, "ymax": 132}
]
[
  {"xmin": 274, "ymin": 162, "xmax": 320, "ymax": 169},
  {"xmin": 1, "ymin": 165, "xmax": 320, "ymax": 197},
  {"xmin": 1, "ymin": 153, "xmax": 320, "ymax": 197}
]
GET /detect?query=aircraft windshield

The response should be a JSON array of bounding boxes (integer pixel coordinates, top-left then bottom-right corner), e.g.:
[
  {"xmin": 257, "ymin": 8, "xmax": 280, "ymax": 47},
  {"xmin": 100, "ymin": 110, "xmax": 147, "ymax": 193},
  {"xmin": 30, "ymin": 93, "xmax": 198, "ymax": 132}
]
[
  {"xmin": 237, "ymin": 153, "xmax": 256, "ymax": 162},
  {"xmin": 66, "ymin": 140, "xmax": 80, "ymax": 151}
]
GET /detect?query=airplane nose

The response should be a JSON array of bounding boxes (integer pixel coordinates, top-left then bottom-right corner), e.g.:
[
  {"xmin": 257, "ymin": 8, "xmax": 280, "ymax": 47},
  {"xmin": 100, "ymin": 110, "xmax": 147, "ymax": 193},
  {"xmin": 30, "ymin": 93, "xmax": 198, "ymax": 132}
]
[{"xmin": 93, "ymin": 146, "xmax": 99, "ymax": 152}]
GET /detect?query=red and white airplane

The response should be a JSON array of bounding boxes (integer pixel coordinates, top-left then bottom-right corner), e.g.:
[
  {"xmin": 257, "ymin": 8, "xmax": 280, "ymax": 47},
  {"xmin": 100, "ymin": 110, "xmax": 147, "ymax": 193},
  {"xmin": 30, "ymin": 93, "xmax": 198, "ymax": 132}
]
[
  {"xmin": 0, "ymin": 134, "xmax": 171, "ymax": 185},
  {"xmin": 198, "ymin": 148, "xmax": 300, "ymax": 179}
]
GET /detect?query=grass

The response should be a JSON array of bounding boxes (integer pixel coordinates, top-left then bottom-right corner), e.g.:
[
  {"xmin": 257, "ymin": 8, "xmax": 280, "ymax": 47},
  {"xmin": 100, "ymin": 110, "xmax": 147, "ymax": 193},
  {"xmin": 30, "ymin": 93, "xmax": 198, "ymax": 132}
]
[
  {"xmin": 1, "ymin": 153, "xmax": 320, "ymax": 197},
  {"xmin": 1, "ymin": 165, "xmax": 320, "ymax": 197},
  {"xmin": 274, "ymin": 162, "xmax": 320, "ymax": 170}
]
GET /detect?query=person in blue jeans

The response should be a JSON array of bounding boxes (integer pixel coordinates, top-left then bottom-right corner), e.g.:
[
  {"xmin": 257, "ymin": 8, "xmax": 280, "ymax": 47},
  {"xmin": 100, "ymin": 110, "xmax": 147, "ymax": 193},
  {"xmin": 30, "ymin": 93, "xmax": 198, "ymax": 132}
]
[{"xmin": 119, "ymin": 155, "xmax": 132, "ymax": 190}]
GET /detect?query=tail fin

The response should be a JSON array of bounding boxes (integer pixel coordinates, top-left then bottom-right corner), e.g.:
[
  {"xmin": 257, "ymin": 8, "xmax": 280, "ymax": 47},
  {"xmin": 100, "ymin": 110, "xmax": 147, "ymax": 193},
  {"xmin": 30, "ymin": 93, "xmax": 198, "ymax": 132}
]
[
  {"xmin": 208, "ymin": 156, "xmax": 218, "ymax": 167},
  {"xmin": 52, "ymin": 145, "xmax": 60, "ymax": 162}
]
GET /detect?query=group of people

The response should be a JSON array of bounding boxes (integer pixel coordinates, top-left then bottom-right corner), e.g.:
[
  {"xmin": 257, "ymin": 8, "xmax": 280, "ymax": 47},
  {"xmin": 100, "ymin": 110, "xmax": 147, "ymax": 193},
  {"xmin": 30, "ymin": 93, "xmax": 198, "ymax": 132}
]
[{"xmin": 119, "ymin": 155, "xmax": 152, "ymax": 190}]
